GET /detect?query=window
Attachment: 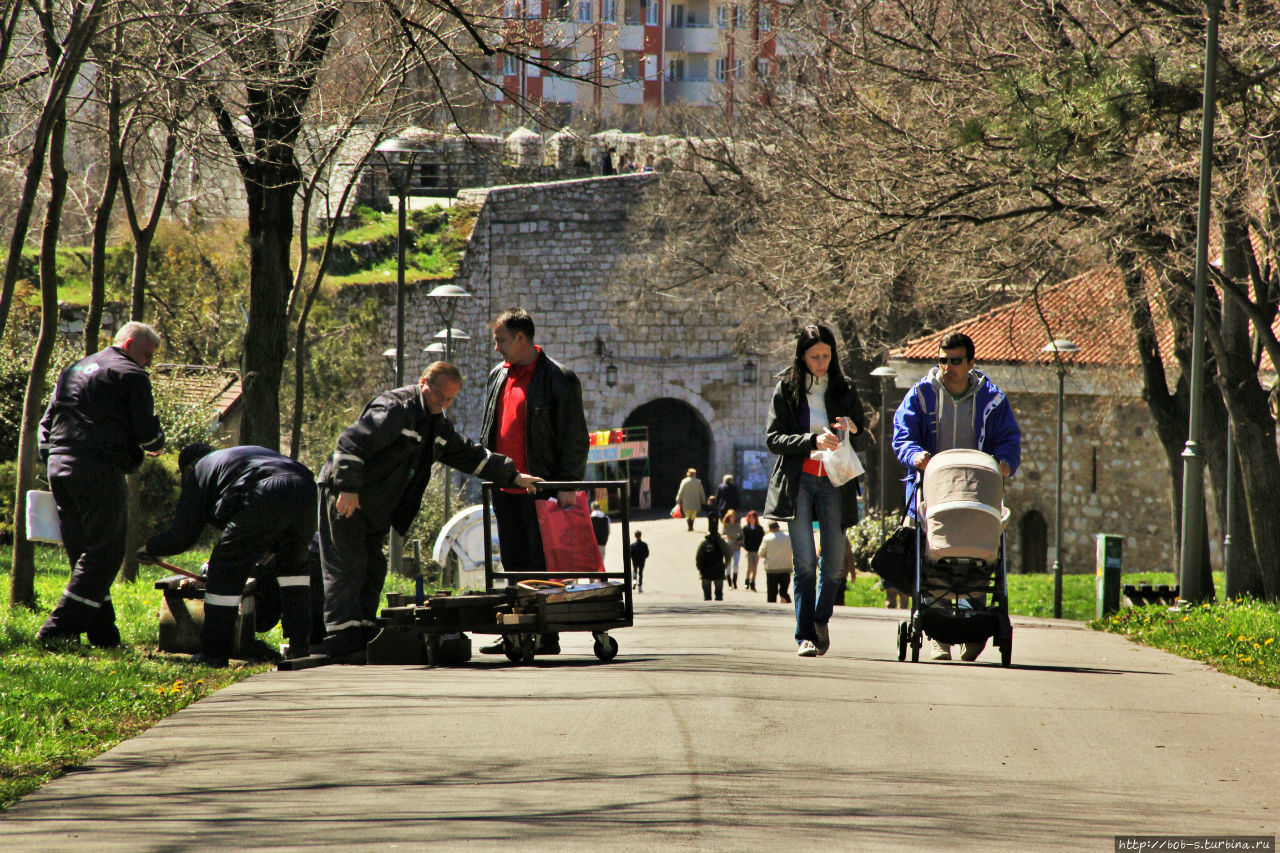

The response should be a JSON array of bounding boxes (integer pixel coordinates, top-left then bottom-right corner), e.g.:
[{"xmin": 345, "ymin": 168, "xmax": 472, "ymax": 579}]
[
  {"xmin": 578, "ymin": 0, "xmax": 592, "ymax": 22},
  {"xmin": 645, "ymin": 0, "xmax": 659, "ymax": 26},
  {"xmin": 669, "ymin": 2, "xmax": 684, "ymax": 27},
  {"xmin": 733, "ymin": 57, "xmax": 744, "ymax": 79},
  {"xmin": 504, "ymin": 0, "xmax": 519, "ymax": 16},
  {"xmin": 714, "ymin": 57, "xmax": 727, "ymax": 81},
  {"xmin": 715, "ymin": 5, "xmax": 728, "ymax": 28},
  {"xmin": 758, "ymin": 6, "xmax": 770, "ymax": 30},
  {"xmin": 603, "ymin": 0, "xmax": 617, "ymax": 23},
  {"xmin": 602, "ymin": 53, "xmax": 618, "ymax": 78},
  {"xmin": 756, "ymin": 58, "xmax": 769, "ymax": 78},
  {"xmin": 622, "ymin": 51, "xmax": 642, "ymax": 79},
  {"xmin": 733, "ymin": 5, "xmax": 743, "ymax": 28},
  {"xmin": 503, "ymin": 54, "xmax": 519, "ymax": 76},
  {"xmin": 666, "ymin": 57, "xmax": 684, "ymax": 81}
]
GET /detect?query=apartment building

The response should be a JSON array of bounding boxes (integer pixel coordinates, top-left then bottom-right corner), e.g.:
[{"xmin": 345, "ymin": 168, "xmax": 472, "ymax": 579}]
[{"xmin": 497, "ymin": 0, "xmax": 787, "ymax": 128}]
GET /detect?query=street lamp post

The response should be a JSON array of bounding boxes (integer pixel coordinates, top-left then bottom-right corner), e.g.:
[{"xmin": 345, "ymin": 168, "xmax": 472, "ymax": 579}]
[
  {"xmin": 1042, "ymin": 339, "xmax": 1079, "ymax": 619},
  {"xmin": 870, "ymin": 366, "xmax": 898, "ymax": 548},
  {"xmin": 376, "ymin": 135, "xmax": 424, "ymax": 577},
  {"xmin": 1178, "ymin": 0, "xmax": 1222, "ymax": 607},
  {"xmin": 427, "ymin": 284, "xmax": 473, "ymax": 524}
]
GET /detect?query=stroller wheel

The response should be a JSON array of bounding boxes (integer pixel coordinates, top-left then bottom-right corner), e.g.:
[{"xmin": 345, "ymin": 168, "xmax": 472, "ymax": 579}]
[
  {"xmin": 909, "ymin": 626, "xmax": 921, "ymax": 663},
  {"xmin": 1000, "ymin": 623, "xmax": 1013, "ymax": 668},
  {"xmin": 897, "ymin": 622, "xmax": 908, "ymax": 662}
]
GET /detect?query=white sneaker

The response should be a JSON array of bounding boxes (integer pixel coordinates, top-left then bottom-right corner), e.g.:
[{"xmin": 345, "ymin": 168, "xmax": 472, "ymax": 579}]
[
  {"xmin": 814, "ymin": 623, "xmax": 830, "ymax": 656},
  {"xmin": 797, "ymin": 640, "xmax": 819, "ymax": 657},
  {"xmin": 931, "ymin": 640, "xmax": 952, "ymax": 661}
]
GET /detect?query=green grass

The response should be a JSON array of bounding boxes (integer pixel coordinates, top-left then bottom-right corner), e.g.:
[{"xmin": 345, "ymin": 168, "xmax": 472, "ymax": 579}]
[
  {"xmin": 1096, "ymin": 597, "xmax": 1280, "ymax": 689},
  {"xmin": 0, "ymin": 544, "xmax": 438, "ymax": 810}
]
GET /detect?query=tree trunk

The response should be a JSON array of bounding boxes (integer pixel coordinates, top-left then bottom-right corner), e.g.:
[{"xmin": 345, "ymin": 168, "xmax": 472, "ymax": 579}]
[
  {"xmin": 239, "ymin": 171, "xmax": 298, "ymax": 450},
  {"xmin": 1217, "ymin": 214, "xmax": 1264, "ymax": 597},
  {"xmin": 86, "ymin": 159, "xmax": 120, "ymax": 354},
  {"xmin": 11, "ymin": 108, "xmax": 68, "ymax": 610}
]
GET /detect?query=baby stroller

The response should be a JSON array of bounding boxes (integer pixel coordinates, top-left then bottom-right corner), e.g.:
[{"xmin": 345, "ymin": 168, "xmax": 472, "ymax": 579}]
[{"xmin": 897, "ymin": 448, "xmax": 1013, "ymax": 667}]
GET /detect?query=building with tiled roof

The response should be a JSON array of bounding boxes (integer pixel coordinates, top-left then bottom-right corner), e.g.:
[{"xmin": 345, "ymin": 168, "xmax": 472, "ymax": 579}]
[
  {"xmin": 150, "ymin": 365, "xmax": 243, "ymax": 441},
  {"xmin": 882, "ymin": 268, "xmax": 1200, "ymax": 581}
]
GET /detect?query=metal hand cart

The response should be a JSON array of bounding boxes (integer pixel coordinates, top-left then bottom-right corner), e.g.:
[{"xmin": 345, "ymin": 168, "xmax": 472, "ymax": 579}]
[{"xmin": 365, "ymin": 480, "xmax": 634, "ymax": 666}]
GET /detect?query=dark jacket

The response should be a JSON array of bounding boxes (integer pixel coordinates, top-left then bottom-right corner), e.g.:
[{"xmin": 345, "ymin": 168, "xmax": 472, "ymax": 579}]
[
  {"xmin": 591, "ymin": 510, "xmax": 610, "ymax": 546},
  {"xmin": 147, "ymin": 446, "xmax": 315, "ymax": 556},
  {"xmin": 695, "ymin": 533, "xmax": 731, "ymax": 579},
  {"xmin": 763, "ymin": 373, "xmax": 865, "ymax": 529},
  {"xmin": 629, "ymin": 538, "xmax": 649, "ymax": 567},
  {"xmin": 39, "ymin": 346, "xmax": 165, "ymax": 472},
  {"xmin": 321, "ymin": 385, "xmax": 519, "ymax": 536},
  {"xmin": 714, "ymin": 481, "xmax": 739, "ymax": 515},
  {"xmin": 480, "ymin": 350, "xmax": 589, "ymax": 482},
  {"xmin": 741, "ymin": 523, "xmax": 765, "ymax": 553}
]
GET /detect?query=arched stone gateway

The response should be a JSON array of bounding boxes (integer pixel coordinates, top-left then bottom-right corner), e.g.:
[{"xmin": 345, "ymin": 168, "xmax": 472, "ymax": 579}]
[
  {"xmin": 624, "ymin": 399, "xmax": 712, "ymax": 513},
  {"xmin": 1020, "ymin": 509, "xmax": 1048, "ymax": 574}
]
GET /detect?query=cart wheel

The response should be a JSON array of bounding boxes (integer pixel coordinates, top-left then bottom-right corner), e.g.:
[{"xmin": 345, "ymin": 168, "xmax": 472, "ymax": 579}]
[
  {"xmin": 593, "ymin": 632, "xmax": 619, "ymax": 662},
  {"xmin": 1000, "ymin": 625, "xmax": 1013, "ymax": 668},
  {"xmin": 503, "ymin": 636, "xmax": 521, "ymax": 663},
  {"xmin": 909, "ymin": 625, "xmax": 922, "ymax": 663},
  {"xmin": 519, "ymin": 635, "xmax": 536, "ymax": 664},
  {"xmin": 897, "ymin": 622, "xmax": 908, "ymax": 662}
]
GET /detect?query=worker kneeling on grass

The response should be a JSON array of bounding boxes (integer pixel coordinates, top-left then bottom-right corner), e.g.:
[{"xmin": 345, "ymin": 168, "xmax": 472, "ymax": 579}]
[{"xmin": 138, "ymin": 443, "xmax": 318, "ymax": 667}]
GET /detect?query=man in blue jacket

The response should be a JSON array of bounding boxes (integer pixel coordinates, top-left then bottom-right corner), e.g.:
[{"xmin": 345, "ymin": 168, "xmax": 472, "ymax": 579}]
[
  {"xmin": 891, "ymin": 332, "xmax": 1021, "ymax": 661},
  {"xmin": 139, "ymin": 443, "xmax": 317, "ymax": 666}
]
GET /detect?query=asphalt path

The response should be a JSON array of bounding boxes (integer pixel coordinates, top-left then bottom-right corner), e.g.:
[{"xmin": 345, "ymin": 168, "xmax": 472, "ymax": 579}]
[{"xmin": 3, "ymin": 516, "xmax": 1278, "ymax": 851}]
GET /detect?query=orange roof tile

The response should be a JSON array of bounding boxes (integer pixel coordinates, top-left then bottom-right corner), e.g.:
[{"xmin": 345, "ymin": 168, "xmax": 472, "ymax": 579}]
[
  {"xmin": 152, "ymin": 365, "xmax": 242, "ymax": 417},
  {"xmin": 892, "ymin": 268, "xmax": 1176, "ymax": 368}
]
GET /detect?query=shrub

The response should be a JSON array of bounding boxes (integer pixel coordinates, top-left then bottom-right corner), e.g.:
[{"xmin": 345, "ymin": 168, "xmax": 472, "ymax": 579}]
[{"xmin": 0, "ymin": 460, "xmax": 14, "ymax": 544}]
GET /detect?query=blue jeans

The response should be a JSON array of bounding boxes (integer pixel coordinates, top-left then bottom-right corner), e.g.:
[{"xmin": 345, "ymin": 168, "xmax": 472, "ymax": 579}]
[{"xmin": 788, "ymin": 473, "xmax": 846, "ymax": 644}]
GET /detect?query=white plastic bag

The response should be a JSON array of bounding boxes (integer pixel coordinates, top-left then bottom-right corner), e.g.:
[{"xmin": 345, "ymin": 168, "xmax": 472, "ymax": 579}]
[
  {"xmin": 820, "ymin": 427, "xmax": 864, "ymax": 487},
  {"xmin": 25, "ymin": 490, "xmax": 62, "ymax": 543}
]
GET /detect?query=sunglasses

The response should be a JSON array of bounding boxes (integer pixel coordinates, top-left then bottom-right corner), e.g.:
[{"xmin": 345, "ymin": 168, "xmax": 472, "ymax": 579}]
[{"xmin": 938, "ymin": 356, "xmax": 968, "ymax": 366}]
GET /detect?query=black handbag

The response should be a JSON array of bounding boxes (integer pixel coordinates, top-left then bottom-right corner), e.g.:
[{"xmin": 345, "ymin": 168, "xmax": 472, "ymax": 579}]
[{"xmin": 870, "ymin": 525, "xmax": 917, "ymax": 591}]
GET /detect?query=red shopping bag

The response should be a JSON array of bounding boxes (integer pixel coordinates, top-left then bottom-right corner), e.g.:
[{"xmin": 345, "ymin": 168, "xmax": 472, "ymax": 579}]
[
  {"xmin": 670, "ymin": 504, "xmax": 682, "ymax": 519},
  {"xmin": 536, "ymin": 491, "xmax": 606, "ymax": 577}
]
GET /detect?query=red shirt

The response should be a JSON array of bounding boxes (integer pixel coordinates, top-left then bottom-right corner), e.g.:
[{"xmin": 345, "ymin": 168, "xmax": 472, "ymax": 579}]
[{"xmin": 496, "ymin": 348, "xmax": 539, "ymax": 489}]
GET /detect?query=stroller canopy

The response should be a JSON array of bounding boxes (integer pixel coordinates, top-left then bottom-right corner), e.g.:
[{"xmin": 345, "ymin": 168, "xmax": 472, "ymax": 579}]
[{"xmin": 921, "ymin": 449, "xmax": 1004, "ymax": 564}]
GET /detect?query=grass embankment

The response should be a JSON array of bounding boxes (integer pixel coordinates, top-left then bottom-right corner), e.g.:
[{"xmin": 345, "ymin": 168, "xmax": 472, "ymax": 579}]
[{"xmin": 0, "ymin": 545, "xmax": 424, "ymax": 810}]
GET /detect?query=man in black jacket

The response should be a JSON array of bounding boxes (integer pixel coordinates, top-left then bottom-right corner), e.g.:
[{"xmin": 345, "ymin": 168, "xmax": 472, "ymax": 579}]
[
  {"xmin": 36, "ymin": 322, "xmax": 166, "ymax": 648},
  {"xmin": 139, "ymin": 444, "xmax": 317, "ymax": 666},
  {"xmin": 319, "ymin": 361, "xmax": 541, "ymax": 657},
  {"xmin": 478, "ymin": 310, "xmax": 588, "ymax": 655}
]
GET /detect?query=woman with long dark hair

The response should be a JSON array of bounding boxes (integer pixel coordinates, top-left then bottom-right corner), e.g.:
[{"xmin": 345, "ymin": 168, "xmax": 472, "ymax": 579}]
[{"xmin": 764, "ymin": 324, "xmax": 865, "ymax": 657}]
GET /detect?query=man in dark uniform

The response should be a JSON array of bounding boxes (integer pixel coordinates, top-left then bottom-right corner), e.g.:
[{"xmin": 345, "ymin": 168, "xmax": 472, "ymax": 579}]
[
  {"xmin": 36, "ymin": 322, "xmax": 166, "ymax": 648},
  {"xmin": 319, "ymin": 361, "xmax": 541, "ymax": 657},
  {"xmin": 138, "ymin": 443, "xmax": 318, "ymax": 666},
  {"xmin": 478, "ymin": 309, "xmax": 588, "ymax": 655}
]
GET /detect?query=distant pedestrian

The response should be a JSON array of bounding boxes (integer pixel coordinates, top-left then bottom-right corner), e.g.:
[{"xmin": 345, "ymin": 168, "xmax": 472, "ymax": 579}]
[
  {"xmin": 720, "ymin": 508, "xmax": 742, "ymax": 589},
  {"xmin": 741, "ymin": 510, "xmax": 764, "ymax": 592},
  {"xmin": 695, "ymin": 516, "xmax": 731, "ymax": 601},
  {"xmin": 590, "ymin": 501, "xmax": 610, "ymax": 561},
  {"xmin": 675, "ymin": 468, "xmax": 707, "ymax": 532},
  {"xmin": 759, "ymin": 521, "xmax": 793, "ymax": 604},
  {"xmin": 714, "ymin": 474, "xmax": 740, "ymax": 518},
  {"xmin": 629, "ymin": 530, "xmax": 649, "ymax": 592}
]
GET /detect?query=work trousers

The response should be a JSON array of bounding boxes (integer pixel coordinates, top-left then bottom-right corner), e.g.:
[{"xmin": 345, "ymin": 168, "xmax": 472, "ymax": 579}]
[
  {"xmin": 203, "ymin": 475, "xmax": 317, "ymax": 658},
  {"xmin": 319, "ymin": 486, "xmax": 392, "ymax": 651},
  {"xmin": 39, "ymin": 458, "xmax": 128, "ymax": 644}
]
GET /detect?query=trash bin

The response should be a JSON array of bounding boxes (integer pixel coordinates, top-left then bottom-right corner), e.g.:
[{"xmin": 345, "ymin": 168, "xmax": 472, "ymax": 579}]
[{"xmin": 1095, "ymin": 534, "xmax": 1123, "ymax": 618}]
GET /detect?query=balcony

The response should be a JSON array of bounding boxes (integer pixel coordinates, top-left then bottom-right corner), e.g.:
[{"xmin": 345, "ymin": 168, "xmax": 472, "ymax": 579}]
[
  {"xmin": 664, "ymin": 78, "xmax": 716, "ymax": 105},
  {"xmin": 665, "ymin": 23, "xmax": 718, "ymax": 54},
  {"xmin": 544, "ymin": 20, "xmax": 580, "ymax": 46},
  {"xmin": 619, "ymin": 23, "xmax": 644, "ymax": 51},
  {"xmin": 612, "ymin": 79, "xmax": 645, "ymax": 105},
  {"xmin": 542, "ymin": 75, "xmax": 581, "ymax": 103}
]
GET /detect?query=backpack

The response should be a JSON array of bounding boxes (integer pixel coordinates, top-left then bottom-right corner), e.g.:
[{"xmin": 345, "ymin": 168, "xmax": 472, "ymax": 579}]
[{"xmin": 695, "ymin": 535, "xmax": 724, "ymax": 576}]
